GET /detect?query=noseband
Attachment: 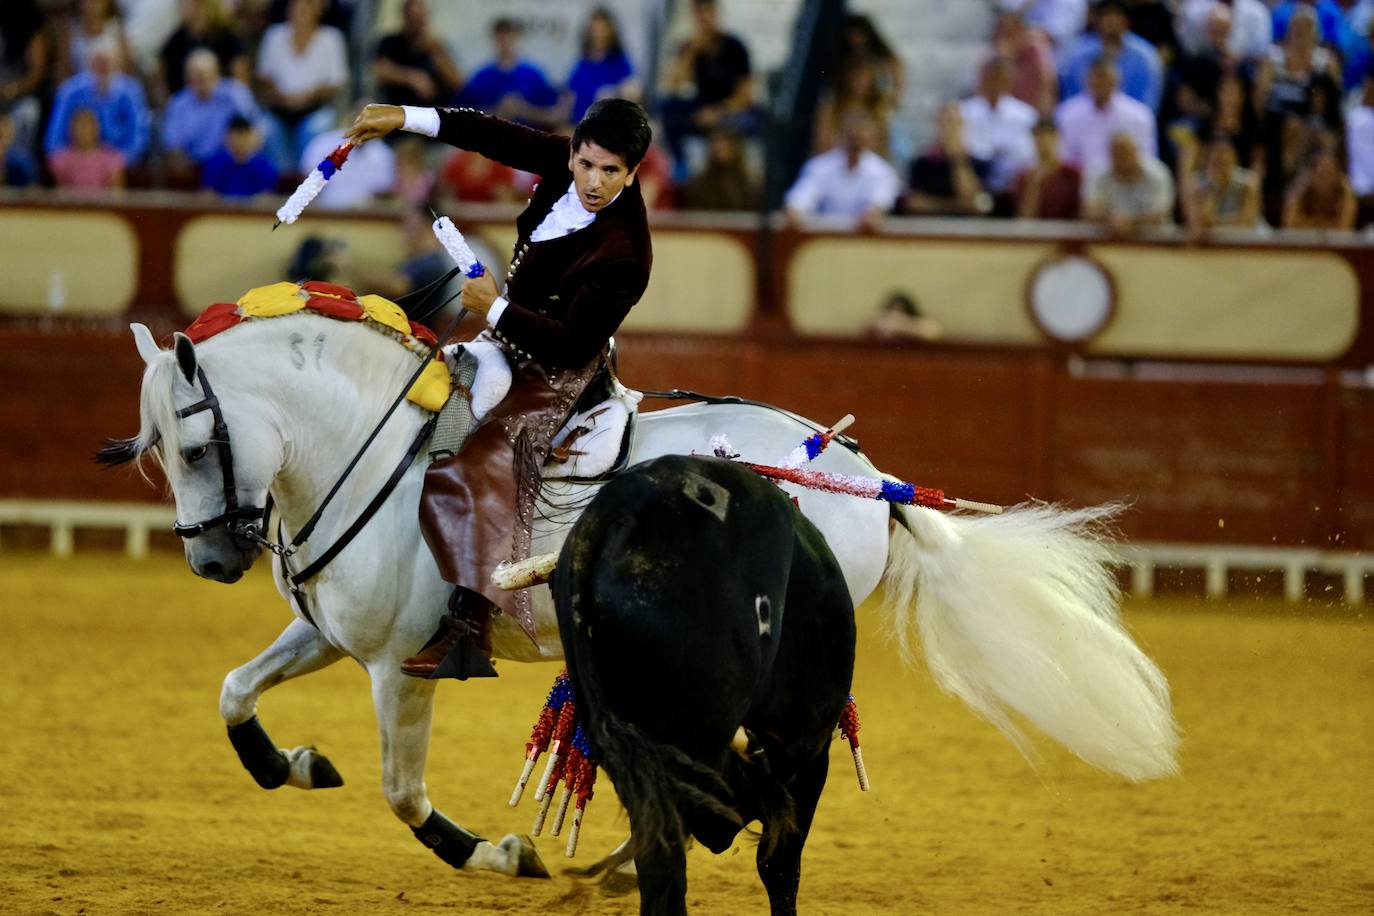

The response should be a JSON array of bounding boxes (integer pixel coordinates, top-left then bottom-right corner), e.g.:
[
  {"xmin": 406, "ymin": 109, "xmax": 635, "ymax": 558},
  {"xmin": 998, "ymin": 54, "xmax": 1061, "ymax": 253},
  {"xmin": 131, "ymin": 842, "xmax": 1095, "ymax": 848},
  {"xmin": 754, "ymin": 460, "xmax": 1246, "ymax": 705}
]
[{"xmin": 171, "ymin": 366, "xmax": 270, "ymax": 542}]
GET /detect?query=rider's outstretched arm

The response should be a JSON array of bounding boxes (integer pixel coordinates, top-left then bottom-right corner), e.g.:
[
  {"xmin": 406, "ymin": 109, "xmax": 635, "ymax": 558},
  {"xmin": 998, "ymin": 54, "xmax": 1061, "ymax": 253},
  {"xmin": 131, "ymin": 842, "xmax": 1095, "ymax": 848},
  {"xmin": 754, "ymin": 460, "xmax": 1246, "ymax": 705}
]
[{"xmin": 346, "ymin": 103, "xmax": 569, "ymax": 177}]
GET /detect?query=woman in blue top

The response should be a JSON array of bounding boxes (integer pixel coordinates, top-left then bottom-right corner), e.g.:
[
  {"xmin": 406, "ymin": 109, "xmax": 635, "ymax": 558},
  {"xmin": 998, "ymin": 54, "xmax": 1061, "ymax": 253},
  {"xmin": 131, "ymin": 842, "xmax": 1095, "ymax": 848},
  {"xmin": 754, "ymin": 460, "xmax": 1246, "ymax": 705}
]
[{"xmin": 565, "ymin": 8, "xmax": 638, "ymax": 125}]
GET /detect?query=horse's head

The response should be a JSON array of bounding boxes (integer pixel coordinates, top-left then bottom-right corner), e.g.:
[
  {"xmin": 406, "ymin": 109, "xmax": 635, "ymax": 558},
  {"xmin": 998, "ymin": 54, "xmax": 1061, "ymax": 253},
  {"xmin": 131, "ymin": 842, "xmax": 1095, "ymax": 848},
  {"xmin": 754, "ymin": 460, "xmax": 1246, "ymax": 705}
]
[{"xmin": 101, "ymin": 323, "xmax": 283, "ymax": 583}]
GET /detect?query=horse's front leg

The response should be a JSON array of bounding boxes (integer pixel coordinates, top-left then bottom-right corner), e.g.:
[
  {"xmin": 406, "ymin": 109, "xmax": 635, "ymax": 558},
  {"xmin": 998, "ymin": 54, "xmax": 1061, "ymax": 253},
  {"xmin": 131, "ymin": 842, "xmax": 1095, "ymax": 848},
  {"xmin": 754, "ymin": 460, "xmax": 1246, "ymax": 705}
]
[
  {"xmin": 368, "ymin": 669, "xmax": 550, "ymax": 879},
  {"xmin": 219, "ymin": 618, "xmax": 346, "ymax": 790}
]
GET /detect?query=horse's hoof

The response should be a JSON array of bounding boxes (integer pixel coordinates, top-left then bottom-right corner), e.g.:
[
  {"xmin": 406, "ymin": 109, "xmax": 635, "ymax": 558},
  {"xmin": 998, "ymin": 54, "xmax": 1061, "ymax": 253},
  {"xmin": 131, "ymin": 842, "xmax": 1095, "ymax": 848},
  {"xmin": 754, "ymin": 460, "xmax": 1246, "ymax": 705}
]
[
  {"xmin": 599, "ymin": 866, "xmax": 639, "ymax": 897},
  {"xmin": 286, "ymin": 746, "xmax": 344, "ymax": 789},
  {"xmin": 308, "ymin": 752, "xmax": 344, "ymax": 789},
  {"xmin": 506, "ymin": 834, "xmax": 551, "ymax": 879}
]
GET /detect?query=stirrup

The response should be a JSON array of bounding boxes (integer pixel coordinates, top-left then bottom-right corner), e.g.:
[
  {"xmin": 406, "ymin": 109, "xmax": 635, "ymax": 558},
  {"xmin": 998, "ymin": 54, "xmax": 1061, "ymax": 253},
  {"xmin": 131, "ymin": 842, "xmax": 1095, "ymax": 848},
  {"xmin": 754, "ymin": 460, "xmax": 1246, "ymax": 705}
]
[{"xmin": 428, "ymin": 633, "xmax": 498, "ymax": 680}]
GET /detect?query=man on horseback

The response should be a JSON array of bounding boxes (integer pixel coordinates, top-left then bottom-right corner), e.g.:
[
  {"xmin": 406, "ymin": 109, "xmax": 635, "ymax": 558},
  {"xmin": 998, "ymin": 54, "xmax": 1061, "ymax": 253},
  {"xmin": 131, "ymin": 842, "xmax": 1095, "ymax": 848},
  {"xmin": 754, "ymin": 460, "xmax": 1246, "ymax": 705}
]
[{"xmin": 344, "ymin": 98, "xmax": 653, "ymax": 680}]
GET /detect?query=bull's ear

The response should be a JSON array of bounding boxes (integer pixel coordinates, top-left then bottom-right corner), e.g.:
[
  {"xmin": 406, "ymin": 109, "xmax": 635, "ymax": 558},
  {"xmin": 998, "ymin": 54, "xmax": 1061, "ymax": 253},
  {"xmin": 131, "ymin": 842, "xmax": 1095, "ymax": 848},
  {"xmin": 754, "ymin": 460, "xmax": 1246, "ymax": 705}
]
[
  {"xmin": 173, "ymin": 332, "xmax": 198, "ymax": 385},
  {"xmin": 131, "ymin": 322, "xmax": 160, "ymax": 365}
]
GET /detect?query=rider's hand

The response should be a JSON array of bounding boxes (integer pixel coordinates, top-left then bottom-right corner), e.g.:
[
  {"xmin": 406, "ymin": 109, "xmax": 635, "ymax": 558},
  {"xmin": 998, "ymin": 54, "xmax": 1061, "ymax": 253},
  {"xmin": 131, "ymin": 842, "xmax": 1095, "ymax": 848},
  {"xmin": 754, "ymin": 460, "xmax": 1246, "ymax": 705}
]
[
  {"xmin": 460, "ymin": 270, "xmax": 500, "ymax": 317},
  {"xmin": 344, "ymin": 103, "xmax": 405, "ymax": 145}
]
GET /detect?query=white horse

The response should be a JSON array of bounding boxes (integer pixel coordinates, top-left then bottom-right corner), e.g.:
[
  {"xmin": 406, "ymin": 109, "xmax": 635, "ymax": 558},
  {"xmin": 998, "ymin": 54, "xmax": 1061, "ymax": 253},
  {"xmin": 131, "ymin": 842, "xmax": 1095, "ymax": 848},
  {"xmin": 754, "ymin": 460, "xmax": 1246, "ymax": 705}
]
[{"xmin": 111, "ymin": 311, "xmax": 1179, "ymax": 879}]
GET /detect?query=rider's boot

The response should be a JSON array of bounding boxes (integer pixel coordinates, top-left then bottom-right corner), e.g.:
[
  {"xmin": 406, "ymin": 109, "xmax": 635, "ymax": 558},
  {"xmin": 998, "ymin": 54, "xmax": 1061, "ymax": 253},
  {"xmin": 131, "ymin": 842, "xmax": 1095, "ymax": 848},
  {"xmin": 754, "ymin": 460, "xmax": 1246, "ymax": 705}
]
[{"xmin": 401, "ymin": 587, "xmax": 498, "ymax": 679}]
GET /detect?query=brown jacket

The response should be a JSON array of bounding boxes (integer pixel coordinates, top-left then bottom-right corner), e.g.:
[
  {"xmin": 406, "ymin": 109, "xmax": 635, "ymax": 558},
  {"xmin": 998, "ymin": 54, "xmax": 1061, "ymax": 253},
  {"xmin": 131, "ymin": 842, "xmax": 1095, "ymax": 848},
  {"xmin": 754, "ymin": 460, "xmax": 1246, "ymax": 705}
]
[{"xmin": 435, "ymin": 107, "xmax": 653, "ymax": 367}]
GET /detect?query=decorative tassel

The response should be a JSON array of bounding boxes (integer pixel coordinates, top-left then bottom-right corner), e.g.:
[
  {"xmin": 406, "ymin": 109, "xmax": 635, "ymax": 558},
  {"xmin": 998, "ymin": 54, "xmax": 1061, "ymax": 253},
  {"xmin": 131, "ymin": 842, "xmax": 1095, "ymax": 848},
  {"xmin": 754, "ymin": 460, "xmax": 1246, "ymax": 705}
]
[
  {"xmin": 431, "ymin": 215, "xmax": 487, "ymax": 278},
  {"xmin": 534, "ymin": 698, "xmax": 578, "ymax": 803},
  {"xmin": 565, "ymin": 725, "xmax": 597, "ymax": 857},
  {"xmin": 275, "ymin": 142, "xmax": 352, "ymax": 226},
  {"xmin": 510, "ymin": 669, "xmax": 571, "ymax": 807},
  {"xmin": 838, "ymin": 695, "xmax": 870, "ymax": 791}
]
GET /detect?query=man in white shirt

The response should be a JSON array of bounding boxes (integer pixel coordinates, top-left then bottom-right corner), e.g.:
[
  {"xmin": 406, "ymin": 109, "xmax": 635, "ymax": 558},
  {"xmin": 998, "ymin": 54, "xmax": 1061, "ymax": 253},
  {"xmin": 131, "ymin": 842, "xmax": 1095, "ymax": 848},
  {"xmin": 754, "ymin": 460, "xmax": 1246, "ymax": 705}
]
[
  {"xmin": 784, "ymin": 113, "xmax": 901, "ymax": 228},
  {"xmin": 1177, "ymin": 0, "xmax": 1272, "ymax": 61},
  {"xmin": 1055, "ymin": 56, "xmax": 1157, "ymax": 181},
  {"xmin": 960, "ymin": 56, "xmax": 1038, "ymax": 195},
  {"xmin": 256, "ymin": 0, "xmax": 348, "ymax": 166}
]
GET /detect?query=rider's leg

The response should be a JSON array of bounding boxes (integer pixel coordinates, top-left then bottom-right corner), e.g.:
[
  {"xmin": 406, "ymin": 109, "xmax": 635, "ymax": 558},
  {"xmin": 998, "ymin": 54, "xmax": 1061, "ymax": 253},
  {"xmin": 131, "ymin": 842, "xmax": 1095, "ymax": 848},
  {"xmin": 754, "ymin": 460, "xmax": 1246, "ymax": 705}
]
[{"xmin": 400, "ymin": 586, "xmax": 498, "ymax": 679}]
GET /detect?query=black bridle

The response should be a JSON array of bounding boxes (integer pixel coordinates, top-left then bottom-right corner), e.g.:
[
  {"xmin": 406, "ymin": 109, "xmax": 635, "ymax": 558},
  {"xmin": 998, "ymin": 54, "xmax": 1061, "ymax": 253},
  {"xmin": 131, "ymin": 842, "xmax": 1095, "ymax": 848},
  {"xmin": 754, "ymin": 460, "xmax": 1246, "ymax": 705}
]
[{"xmin": 171, "ymin": 366, "xmax": 272, "ymax": 541}]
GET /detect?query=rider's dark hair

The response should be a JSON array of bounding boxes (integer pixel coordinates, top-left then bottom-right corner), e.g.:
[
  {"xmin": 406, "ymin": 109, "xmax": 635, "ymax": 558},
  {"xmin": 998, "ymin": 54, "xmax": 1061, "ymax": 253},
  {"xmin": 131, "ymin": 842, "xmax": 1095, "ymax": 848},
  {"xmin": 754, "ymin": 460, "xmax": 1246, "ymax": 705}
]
[{"xmin": 571, "ymin": 98, "xmax": 652, "ymax": 169}]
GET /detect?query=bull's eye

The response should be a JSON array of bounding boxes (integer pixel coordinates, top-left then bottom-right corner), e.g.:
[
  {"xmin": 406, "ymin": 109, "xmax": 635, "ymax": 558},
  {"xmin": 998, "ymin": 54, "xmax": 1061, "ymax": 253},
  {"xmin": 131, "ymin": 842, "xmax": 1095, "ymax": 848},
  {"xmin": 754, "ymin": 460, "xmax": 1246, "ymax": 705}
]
[{"xmin": 184, "ymin": 444, "xmax": 209, "ymax": 464}]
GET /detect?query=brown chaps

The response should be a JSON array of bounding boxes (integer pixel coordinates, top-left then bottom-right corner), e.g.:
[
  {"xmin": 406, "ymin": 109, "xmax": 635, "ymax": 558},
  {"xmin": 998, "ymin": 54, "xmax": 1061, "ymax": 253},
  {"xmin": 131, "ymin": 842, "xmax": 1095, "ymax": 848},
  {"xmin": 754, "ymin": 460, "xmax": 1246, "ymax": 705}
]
[{"xmin": 418, "ymin": 356, "xmax": 598, "ymax": 640}]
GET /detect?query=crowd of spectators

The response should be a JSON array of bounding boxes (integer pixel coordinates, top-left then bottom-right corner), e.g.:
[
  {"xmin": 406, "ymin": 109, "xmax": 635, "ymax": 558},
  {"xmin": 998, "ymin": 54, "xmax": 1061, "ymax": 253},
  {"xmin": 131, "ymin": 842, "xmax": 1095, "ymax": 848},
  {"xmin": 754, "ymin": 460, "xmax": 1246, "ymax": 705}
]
[
  {"xmin": 786, "ymin": 0, "xmax": 1374, "ymax": 234},
  {"xmin": 2, "ymin": 0, "xmax": 1371, "ymax": 237}
]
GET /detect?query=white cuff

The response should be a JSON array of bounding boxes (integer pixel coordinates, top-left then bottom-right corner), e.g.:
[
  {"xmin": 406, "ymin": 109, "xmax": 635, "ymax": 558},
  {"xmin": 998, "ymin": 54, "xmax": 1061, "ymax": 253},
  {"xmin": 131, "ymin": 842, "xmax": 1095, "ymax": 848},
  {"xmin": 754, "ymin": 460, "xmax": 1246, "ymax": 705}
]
[
  {"xmin": 486, "ymin": 295, "xmax": 509, "ymax": 327},
  {"xmin": 401, "ymin": 106, "xmax": 440, "ymax": 138}
]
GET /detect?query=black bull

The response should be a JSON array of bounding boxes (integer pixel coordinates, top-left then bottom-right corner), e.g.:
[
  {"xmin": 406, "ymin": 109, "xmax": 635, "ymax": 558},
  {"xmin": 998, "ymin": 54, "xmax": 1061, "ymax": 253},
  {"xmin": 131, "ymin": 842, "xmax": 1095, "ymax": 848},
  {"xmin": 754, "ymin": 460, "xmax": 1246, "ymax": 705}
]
[{"xmin": 553, "ymin": 455, "xmax": 857, "ymax": 916}]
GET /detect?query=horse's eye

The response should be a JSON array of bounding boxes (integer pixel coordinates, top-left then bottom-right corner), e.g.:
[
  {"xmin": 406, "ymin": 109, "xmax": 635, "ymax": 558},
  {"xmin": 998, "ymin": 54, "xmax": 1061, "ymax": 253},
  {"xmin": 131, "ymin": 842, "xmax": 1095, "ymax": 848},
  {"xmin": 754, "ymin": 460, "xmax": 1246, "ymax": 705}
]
[{"xmin": 184, "ymin": 444, "xmax": 209, "ymax": 464}]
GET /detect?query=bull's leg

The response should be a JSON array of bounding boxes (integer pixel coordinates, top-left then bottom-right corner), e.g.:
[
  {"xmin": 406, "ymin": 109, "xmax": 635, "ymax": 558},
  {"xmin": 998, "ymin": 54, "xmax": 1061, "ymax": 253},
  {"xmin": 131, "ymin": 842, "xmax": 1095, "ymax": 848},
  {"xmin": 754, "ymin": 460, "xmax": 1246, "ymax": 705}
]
[
  {"xmin": 757, "ymin": 751, "xmax": 831, "ymax": 916},
  {"xmin": 633, "ymin": 836, "xmax": 689, "ymax": 916},
  {"xmin": 219, "ymin": 618, "xmax": 346, "ymax": 789},
  {"xmin": 367, "ymin": 668, "xmax": 550, "ymax": 878}
]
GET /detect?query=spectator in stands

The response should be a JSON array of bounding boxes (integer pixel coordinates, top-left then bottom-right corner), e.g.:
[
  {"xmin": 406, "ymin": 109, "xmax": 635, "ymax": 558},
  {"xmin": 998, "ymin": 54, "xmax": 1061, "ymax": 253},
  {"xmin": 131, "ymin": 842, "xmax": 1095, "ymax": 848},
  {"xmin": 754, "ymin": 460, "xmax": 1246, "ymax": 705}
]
[
  {"xmin": 48, "ymin": 107, "xmax": 124, "ymax": 191},
  {"xmin": 256, "ymin": 0, "xmax": 348, "ymax": 168},
  {"xmin": 457, "ymin": 18, "xmax": 560, "ymax": 128},
  {"xmin": 1122, "ymin": 0, "xmax": 1176, "ymax": 54},
  {"xmin": 0, "ymin": 109, "xmax": 39, "ymax": 187},
  {"xmin": 1283, "ymin": 142, "xmax": 1356, "ymax": 230},
  {"xmin": 1271, "ymin": 0, "xmax": 1344, "ymax": 46},
  {"xmin": 0, "ymin": 0, "xmax": 54, "ymax": 156},
  {"xmin": 678, "ymin": 127, "xmax": 759, "ymax": 211},
  {"xmin": 900, "ymin": 102, "xmax": 994, "ymax": 216},
  {"xmin": 865, "ymin": 291, "xmax": 942, "ymax": 342},
  {"xmin": 45, "ymin": 38, "xmax": 149, "ymax": 164},
  {"xmin": 961, "ymin": 56, "xmax": 1038, "ymax": 201},
  {"xmin": 1179, "ymin": 135, "xmax": 1262, "ymax": 233},
  {"xmin": 373, "ymin": 0, "xmax": 462, "ymax": 110},
  {"xmin": 1257, "ymin": 7, "xmax": 1341, "ymax": 119},
  {"xmin": 163, "ymin": 49, "xmax": 261, "ymax": 183},
  {"xmin": 998, "ymin": 0, "xmax": 1089, "ymax": 48},
  {"xmin": 200, "ymin": 115, "xmax": 279, "ymax": 198},
  {"xmin": 565, "ymin": 8, "xmax": 640, "ymax": 125},
  {"xmin": 1164, "ymin": 3, "xmax": 1238, "ymax": 166},
  {"xmin": 391, "ymin": 136, "xmax": 435, "ymax": 207},
  {"xmin": 813, "ymin": 59, "xmax": 893, "ymax": 157},
  {"xmin": 288, "ymin": 234, "xmax": 350, "ymax": 283},
  {"xmin": 991, "ymin": 10, "xmax": 1059, "ymax": 115},
  {"xmin": 785, "ymin": 111, "xmax": 901, "ymax": 227},
  {"xmin": 438, "ymin": 148, "xmax": 534, "ymax": 205},
  {"xmin": 1061, "ymin": 1, "xmax": 1164, "ymax": 111},
  {"xmin": 1014, "ymin": 118, "xmax": 1083, "ymax": 218},
  {"xmin": 159, "ymin": 0, "xmax": 249, "ymax": 100},
  {"xmin": 1056, "ymin": 56, "xmax": 1157, "ymax": 179},
  {"xmin": 661, "ymin": 0, "xmax": 758, "ymax": 180},
  {"xmin": 1177, "ymin": 71, "xmax": 1262, "ymax": 170},
  {"xmin": 1177, "ymin": 0, "xmax": 1271, "ymax": 62},
  {"xmin": 59, "ymin": 0, "xmax": 132, "ymax": 79},
  {"xmin": 1086, "ymin": 131, "xmax": 1175, "ymax": 234},
  {"xmin": 1349, "ymin": 76, "xmax": 1374, "ymax": 226},
  {"xmin": 835, "ymin": 14, "xmax": 903, "ymax": 115}
]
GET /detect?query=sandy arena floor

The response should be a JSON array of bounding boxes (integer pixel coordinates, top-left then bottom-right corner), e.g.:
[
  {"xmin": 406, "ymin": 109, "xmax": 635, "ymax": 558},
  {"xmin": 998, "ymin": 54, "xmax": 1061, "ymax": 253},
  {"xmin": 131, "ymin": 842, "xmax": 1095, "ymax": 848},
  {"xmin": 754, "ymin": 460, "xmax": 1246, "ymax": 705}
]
[{"xmin": 2, "ymin": 554, "xmax": 1371, "ymax": 914}]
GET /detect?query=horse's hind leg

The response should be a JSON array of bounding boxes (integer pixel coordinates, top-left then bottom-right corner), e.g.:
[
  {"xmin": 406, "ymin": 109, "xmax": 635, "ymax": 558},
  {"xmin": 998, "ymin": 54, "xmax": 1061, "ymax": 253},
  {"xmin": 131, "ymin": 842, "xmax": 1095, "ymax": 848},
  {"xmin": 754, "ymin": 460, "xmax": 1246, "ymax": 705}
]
[
  {"xmin": 220, "ymin": 618, "xmax": 345, "ymax": 790},
  {"xmin": 757, "ymin": 751, "xmax": 831, "ymax": 916},
  {"xmin": 367, "ymin": 669, "xmax": 550, "ymax": 879}
]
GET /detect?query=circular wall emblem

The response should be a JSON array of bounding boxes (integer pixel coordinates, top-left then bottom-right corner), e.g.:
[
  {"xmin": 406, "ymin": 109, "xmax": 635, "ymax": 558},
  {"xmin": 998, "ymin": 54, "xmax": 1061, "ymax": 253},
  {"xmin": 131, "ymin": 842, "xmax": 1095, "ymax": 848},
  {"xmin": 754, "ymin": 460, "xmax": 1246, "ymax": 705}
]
[{"xmin": 1026, "ymin": 254, "xmax": 1116, "ymax": 344}]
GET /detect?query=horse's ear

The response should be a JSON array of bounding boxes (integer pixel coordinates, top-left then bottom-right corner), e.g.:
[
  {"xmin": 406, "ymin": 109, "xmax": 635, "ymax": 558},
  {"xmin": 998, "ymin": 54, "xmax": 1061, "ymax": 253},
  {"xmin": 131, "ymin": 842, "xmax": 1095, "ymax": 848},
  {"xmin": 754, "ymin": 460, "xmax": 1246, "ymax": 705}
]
[
  {"xmin": 130, "ymin": 323, "xmax": 161, "ymax": 365},
  {"xmin": 173, "ymin": 332, "xmax": 198, "ymax": 385}
]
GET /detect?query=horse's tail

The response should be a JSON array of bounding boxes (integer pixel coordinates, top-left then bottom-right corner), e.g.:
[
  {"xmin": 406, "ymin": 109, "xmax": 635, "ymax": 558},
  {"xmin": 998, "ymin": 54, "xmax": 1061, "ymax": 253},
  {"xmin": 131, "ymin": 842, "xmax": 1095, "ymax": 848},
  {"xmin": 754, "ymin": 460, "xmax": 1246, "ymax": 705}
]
[
  {"xmin": 880, "ymin": 501, "xmax": 1180, "ymax": 781},
  {"xmin": 553, "ymin": 513, "xmax": 743, "ymax": 857}
]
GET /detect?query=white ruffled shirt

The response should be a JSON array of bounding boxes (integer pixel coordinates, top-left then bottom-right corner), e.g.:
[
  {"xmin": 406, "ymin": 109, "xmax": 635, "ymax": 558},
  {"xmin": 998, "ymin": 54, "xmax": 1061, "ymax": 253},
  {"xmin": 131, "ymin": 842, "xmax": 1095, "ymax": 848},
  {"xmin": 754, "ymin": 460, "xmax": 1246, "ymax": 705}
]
[{"xmin": 402, "ymin": 106, "xmax": 616, "ymax": 328}]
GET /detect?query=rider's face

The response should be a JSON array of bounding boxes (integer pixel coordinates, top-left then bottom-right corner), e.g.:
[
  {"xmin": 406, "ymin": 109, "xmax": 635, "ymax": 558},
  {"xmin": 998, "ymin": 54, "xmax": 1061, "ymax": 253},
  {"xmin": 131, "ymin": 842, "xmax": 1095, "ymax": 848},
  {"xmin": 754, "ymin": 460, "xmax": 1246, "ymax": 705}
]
[{"xmin": 568, "ymin": 140, "xmax": 637, "ymax": 214}]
